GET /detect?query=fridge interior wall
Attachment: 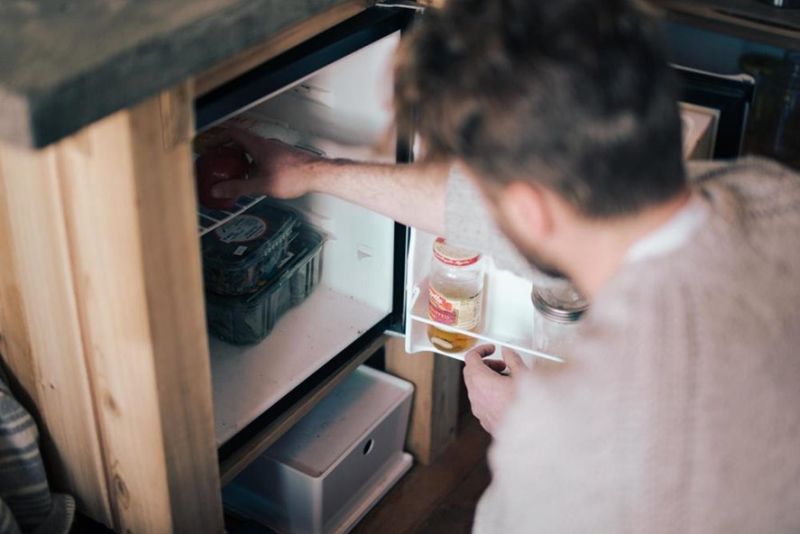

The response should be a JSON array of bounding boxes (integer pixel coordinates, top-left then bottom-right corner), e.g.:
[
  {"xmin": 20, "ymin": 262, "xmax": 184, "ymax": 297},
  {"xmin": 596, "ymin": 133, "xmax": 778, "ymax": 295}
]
[{"xmin": 209, "ymin": 33, "xmax": 400, "ymax": 447}]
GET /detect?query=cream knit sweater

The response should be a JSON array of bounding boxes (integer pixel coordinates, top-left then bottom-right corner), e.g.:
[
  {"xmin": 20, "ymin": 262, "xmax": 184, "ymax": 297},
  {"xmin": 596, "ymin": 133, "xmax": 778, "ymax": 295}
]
[{"xmin": 446, "ymin": 158, "xmax": 800, "ymax": 533}]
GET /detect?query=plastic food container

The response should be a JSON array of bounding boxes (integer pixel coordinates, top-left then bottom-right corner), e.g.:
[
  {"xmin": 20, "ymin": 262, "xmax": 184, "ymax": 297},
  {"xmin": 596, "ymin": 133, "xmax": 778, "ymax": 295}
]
[
  {"xmin": 222, "ymin": 366, "xmax": 413, "ymax": 533},
  {"xmin": 202, "ymin": 202, "xmax": 299, "ymax": 296},
  {"xmin": 206, "ymin": 226, "xmax": 325, "ymax": 345}
]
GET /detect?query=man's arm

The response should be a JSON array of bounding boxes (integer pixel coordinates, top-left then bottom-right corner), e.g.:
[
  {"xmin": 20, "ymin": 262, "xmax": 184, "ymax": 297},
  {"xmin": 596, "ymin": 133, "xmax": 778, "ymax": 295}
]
[
  {"xmin": 313, "ymin": 158, "xmax": 448, "ymax": 235},
  {"xmin": 210, "ymin": 130, "xmax": 448, "ymax": 235},
  {"xmin": 212, "ymin": 129, "xmax": 533, "ymax": 277}
]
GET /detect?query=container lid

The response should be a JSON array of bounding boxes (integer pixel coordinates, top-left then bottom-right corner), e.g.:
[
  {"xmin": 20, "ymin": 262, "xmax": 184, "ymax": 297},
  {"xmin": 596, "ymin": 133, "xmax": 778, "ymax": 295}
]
[
  {"xmin": 266, "ymin": 366, "xmax": 412, "ymax": 477},
  {"xmin": 432, "ymin": 237, "xmax": 481, "ymax": 267},
  {"xmin": 201, "ymin": 202, "xmax": 298, "ymax": 268},
  {"xmin": 532, "ymin": 283, "xmax": 589, "ymax": 323},
  {"xmin": 206, "ymin": 225, "xmax": 325, "ymax": 306}
]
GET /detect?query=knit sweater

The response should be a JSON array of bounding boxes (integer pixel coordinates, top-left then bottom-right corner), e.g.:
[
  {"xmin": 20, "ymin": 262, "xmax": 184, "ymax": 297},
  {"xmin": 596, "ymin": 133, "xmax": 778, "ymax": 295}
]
[
  {"xmin": 0, "ymin": 367, "xmax": 74, "ymax": 534},
  {"xmin": 445, "ymin": 159, "xmax": 800, "ymax": 533}
]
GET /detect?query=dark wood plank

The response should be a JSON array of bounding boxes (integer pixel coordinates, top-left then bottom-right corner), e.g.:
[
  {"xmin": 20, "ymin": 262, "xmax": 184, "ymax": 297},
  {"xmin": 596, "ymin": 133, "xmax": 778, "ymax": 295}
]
[
  {"xmin": 353, "ymin": 414, "xmax": 491, "ymax": 534},
  {"xmin": 415, "ymin": 459, "xmax": 491, "ymax": 534}
]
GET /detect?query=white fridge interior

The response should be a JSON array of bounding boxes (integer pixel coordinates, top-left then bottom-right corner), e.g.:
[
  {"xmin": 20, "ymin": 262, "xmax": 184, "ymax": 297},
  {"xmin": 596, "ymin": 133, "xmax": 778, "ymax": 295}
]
[{"xmin": 208, "ymin": 33, "xmax": 400, "ymax": 447}]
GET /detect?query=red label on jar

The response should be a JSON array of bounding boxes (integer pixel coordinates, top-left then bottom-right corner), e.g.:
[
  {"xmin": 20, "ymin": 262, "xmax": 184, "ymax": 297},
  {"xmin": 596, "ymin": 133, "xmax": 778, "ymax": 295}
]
[
  {"xmin": 432, "ymin": 237, "xmax": 481, "ymax": 267},
  {"xmin": 428, "ymin": 285, "xmax": 481, "ymax": 330},
  {"xmin": 429, "ymin": 304, "xmax": 457, "ymax": 325}
]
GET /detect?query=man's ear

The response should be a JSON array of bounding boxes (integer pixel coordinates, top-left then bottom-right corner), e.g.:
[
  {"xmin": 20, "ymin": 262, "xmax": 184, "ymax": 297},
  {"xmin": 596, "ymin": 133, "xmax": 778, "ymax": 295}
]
[{"xmin": 497, "ymin": 181, "xmax": 554, "ymax": 246}]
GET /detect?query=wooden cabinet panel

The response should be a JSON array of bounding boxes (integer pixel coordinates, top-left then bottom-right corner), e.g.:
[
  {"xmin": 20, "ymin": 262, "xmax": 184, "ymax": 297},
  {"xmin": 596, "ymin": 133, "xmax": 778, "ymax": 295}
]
[
  {"xmin": 0, "ymin": 85, "xmax": 223, "ymax": 532},
  {"xmin": 194, "ymin": 0, "xmax": 370, "ymax": 96},
  {"xmin": 55, "ymin": 86, "xmax": 222, "ymax": 533},
  {"xmin": 0, "ymin": 140, "xmax": 113, "ymax": 525}
]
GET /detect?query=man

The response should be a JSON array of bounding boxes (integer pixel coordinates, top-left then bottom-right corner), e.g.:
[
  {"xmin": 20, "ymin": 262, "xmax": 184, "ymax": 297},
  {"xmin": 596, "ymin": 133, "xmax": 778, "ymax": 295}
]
[{"xmin": 214, "ymin": 0, "xmax": 800, "ymax": 531}]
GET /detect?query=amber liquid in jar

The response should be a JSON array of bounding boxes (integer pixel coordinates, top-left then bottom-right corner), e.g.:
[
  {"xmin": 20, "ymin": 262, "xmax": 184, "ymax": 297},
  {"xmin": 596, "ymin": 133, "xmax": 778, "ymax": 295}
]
[
  {"xmin": 427, "ymin": 238, "xmax": 484, "ymax": 353},
  {"xmin": 428, "ymin": 325, "xmax": 478, "ymax": 353}
]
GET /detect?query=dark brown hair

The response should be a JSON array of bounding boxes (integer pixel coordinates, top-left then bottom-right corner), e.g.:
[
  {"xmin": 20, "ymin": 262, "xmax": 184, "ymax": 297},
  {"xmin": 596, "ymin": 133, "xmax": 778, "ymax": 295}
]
[{"xmin": 394, "ymin": 0, "xmax": 686, "ymax": 217}]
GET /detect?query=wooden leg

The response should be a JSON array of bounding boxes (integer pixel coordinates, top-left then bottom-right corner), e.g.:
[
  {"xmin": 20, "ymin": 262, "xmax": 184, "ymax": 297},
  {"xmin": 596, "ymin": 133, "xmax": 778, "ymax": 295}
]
[{"xmin": 385, "ymin": 338, "xmax": 462, "ymax": 465}]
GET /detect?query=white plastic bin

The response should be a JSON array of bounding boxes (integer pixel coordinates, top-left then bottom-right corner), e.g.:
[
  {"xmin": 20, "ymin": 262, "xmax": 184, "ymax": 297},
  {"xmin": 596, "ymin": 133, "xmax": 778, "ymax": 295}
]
[{"xmin": 222, "ymin": 366, "xmax": 413, "ymax": 533}]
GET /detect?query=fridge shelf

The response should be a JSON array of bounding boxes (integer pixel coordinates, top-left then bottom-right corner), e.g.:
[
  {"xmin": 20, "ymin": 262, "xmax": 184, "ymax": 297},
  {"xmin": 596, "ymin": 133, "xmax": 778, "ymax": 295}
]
[
  {"xmin": 198, "ymin": 195, "xmax": 267, "ymax": 237},
  {"xmin": 210, "ymin": 285, "xmax": 389, "ymax": 447},
  {"xmin": 407, "ymin": 277, "xmax": 563, "ymax": 364}
]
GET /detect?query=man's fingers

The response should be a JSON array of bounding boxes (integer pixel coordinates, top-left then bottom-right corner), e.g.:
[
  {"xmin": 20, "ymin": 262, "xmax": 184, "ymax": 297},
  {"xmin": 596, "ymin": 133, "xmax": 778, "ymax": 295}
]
[
  {"xmin": 227, "ymin": 128, "xmax": 270, "ymax": 157},
  {"xmin": 464, "ymin": 345, "xmax": 496, "ymax": 370},
  {"xmin": 484, "ymin": 359, "xmax": 507, "ymax": 373},
  {"xmin": 211, "ymin": 177, "xmax": 262, "ymax": 199},
  {"xmin": 471, "ymin": 344, "xmax": 498, "ymax": 359},
  {"xmin": 502, "ymin": 347, "xmax": 527, "ymax": 374}
]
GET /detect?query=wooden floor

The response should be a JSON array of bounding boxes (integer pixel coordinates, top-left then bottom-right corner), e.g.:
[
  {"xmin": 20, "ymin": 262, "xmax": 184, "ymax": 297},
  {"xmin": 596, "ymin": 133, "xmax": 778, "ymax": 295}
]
[{"xmin": 353, "ymin": 414, "xmax": 492, "ymax": 534}]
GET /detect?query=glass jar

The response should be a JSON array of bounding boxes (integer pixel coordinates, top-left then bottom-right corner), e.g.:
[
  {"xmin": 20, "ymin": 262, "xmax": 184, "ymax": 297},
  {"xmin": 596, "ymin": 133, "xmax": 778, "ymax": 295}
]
[
  {"xmin": 427, "ymin": 238, "xmax": 485, "ymax": 353},
  {"xmin": 531, "ymin": 279, "xmax": 589, "ymax": 358}
]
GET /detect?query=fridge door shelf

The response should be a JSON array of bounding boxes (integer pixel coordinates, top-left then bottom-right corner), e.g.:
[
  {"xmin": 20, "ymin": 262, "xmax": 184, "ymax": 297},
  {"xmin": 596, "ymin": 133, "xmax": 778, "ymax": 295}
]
[{"xmin": 405, "ymin": 277, "xmax": 563, "ymax": 363}]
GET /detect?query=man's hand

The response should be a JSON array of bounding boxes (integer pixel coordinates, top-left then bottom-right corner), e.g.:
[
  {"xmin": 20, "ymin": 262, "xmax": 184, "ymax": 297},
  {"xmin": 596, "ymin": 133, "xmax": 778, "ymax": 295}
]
[
  {"xmin": 463, "ymin": 345, "xmax": 527, "ymax": 436},
  {"xmin": 203, "ymin": 125, "xmax": 448, "ymax": 235},
  {"xmin": 211, "ymin": 129, "xmax": 324, "ymax": 201}
]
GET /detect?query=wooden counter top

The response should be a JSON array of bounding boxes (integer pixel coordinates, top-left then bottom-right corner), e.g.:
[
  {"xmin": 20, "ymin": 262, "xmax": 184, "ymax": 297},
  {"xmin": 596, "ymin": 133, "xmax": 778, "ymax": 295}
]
[{"xmin": 0, "ymin": 0, "xmax": 369, "ymax": 148}]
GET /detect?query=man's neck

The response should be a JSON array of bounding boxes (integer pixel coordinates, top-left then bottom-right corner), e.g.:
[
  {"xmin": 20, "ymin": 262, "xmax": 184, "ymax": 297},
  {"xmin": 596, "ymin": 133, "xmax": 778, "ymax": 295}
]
[{"xmin": 563, "ymin": 189, "xmax": 694, "ymax": 299}]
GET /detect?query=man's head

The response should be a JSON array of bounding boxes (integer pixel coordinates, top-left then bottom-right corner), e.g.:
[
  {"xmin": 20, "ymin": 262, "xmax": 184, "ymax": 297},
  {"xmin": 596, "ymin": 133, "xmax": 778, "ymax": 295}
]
[{"xmin": 394, "ymin": 0, "xmax": 687, "ymax": 279}]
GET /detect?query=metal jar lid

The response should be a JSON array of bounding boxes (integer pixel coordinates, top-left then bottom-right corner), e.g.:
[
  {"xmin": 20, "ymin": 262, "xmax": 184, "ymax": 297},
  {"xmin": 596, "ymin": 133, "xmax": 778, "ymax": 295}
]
[{"xmin": 531, "ymin": 283, "xmax": 589, "ymax": 323}]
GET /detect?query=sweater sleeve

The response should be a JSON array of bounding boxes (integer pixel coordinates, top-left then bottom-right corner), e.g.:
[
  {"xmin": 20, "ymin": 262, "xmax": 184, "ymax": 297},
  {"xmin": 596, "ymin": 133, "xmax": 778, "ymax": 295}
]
[{"xmin": 445, "ymin": 166, "xmax": 535, "ymax": 278}]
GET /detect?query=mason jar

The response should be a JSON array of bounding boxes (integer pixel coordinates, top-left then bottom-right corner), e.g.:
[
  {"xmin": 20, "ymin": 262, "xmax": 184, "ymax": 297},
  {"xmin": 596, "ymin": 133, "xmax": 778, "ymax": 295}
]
[
  {"xmin": 531, "ymin": 279, "xmax": 589, "ymax": 358},
  {"xmin": 427, "ymin": 238, "xmax": 485, "ymax": 353}
]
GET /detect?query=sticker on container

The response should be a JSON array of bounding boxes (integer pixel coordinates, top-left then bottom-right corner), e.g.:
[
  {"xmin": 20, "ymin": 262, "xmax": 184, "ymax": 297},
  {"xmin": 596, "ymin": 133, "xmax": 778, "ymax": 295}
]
[
  {"xmin": 428, "ymin": 285, "xmax": 482, "ymax": 330},
  {"xmin": 233, "ymin": 246, "xmax": 248, "ymax": 256},
  {"xmin": 215, "ymin": 215, "xmax": 268, "ymax": 243},
  {"xmin": 277, "ymin": 251, "xmax": 296, "ymax": 271}
]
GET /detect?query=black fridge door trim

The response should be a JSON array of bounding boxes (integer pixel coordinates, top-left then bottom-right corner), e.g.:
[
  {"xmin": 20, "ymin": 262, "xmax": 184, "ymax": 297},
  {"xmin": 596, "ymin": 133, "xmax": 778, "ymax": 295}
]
[
  {"xmin": 675, "ymin": 65, "xmax": 755, "ymax": 159},
  {"xmin": 198, "ymin": 7, "xmax": 417, "ymax": 465},
  {"xmin": 387, "ymin": 15, "xmax": 417, "ymax": 336},
  {"xmin": 195, "ymin": 7, "xmax": 415, "ymax": 130}
]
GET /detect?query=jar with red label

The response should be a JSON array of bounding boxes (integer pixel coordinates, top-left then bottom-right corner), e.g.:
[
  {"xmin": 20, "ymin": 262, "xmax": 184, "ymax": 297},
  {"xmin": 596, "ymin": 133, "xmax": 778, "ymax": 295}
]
[{"xmin": 427, "ymin": 238, "xmax": 485, "ymax": 353}]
